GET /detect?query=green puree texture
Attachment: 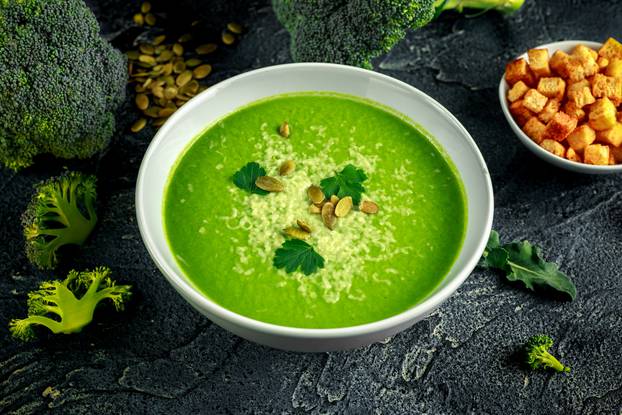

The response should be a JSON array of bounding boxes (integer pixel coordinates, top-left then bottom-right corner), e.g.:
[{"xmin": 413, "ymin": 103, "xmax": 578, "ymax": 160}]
[{"xmin": 164, "ymin": 92, "xmax": 466, "ymax": 328}]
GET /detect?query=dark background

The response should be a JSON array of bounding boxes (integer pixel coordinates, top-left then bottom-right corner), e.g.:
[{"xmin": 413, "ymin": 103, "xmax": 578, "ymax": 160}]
[{"xmin": 1, "ymin": 0, "xmax": 621, "ymax": 413}]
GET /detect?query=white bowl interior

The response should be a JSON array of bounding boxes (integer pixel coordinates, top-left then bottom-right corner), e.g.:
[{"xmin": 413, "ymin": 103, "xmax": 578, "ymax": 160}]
[
  {"xmin": 136, "ymin": 64, "xmax": 493, "ymax": 350},
  {"xmin": 499, "ymin": 40, "xmax": 622, "ymax": 174}
]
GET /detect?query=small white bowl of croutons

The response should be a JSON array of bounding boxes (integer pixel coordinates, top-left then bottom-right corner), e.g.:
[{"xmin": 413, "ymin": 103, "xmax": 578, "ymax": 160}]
[{"xmin": 499, "ymin": 38, "xmax": 622, "ymax": 173}]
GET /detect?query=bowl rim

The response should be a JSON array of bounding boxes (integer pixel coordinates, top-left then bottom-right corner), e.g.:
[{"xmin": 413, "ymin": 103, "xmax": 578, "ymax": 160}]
[
  {"xmin": 498, "ymin": 40, "xmax": 622, "ymax": 174},
  {"xmin": 136, "ymin": 62, "xmax": 494, "ymax": 339}
]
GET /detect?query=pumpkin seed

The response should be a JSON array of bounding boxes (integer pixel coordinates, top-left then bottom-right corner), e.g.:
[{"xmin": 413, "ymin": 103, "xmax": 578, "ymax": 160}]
[
  {"xmin": 360, "ymin": 200, "xmax": 379, "ymax": 214},
  {"xmin": 139, "ymin": 54, "xmax": 156, "ymax": 65},
  {"xmin": 185, "ymin": 58, "xmax": 202, "ymax": 68},
  {"xmin": 127, "ymin": 50, "xmax": 140, "ymax": 60},
  {"xmin": 145, "ymin": 13, "xmax": 156, "ymax": 26},
  {"xmin": 153, "ymin": 117, "xmax": 167, "ymax": 127},
  {"xmin": 307, "ymin": 185, "xmax": 324, "ymax": 204},
  {"xmin": 172, "ymin": 43, "xmax": 184, "ymax": 56},
  {"xmin": 176, "ymin": 71, "xmax": 192, "ymax": 87},
  {"xmin": 173, "ymin": 61, "xmax": 186, "ymax": 74},
  {"xmin": 135, "ymin": 84, "xmax": 145, "ymax": 93},
  {"xmin": 330, "ymin": 195, "xmax": 339, "ymax": 205},
  {"xmin": 178, "ymin": 33, "xmax": 193, "ymax": 43},
  {"xmin": 133, "ymin": 13, "xmax": 144, "ymax": 26},
  {"xmin": 191, "ymin": 20, "xmax": 200, "ymax": 26},
  {"xmin": 186, "ymin": 80, "xmax": 199, "ymax": 94},
  {"xmin": 297, "ymin": 219, "xmax": 313, "ymax": 233},
  {"xmin": 144, "ymin": 106, "xmax": 161, "ymax": 118},
  {"xmin": 279, "ymin": 160, "xmax": 295, "ymax": 176},
  {"xmin": 278, "ymin": 121, "xmax": 290, "ymax": 138},
  {"xmin": 335, "ymin": 196, "xmax": 353, "ymax": 218},
  {"xmin": 222, "ymin": 31, "xmax": 235, "ymax": 45},
  {"xmin": 193, "ymin": 64, "xmax": 212, "ymax": 79},
  {"xmin": 155, "ymin": 44, "xmax": 167, "ymax": 54},
  {"xmin": 142, "ymin": 78, "xmax": 152, "ymax": 88},
  {"xmin": 308, "ymin": 204, "xmax": 321, "ymax": 214},
  {"xmin": 227, "ymin": 22, "xmax": 243, "ymax": 34},
  {"xmin": 157, "ymin": 50, "xmax": 174, "ymax": 62},
  {"xmin": 139, "ymin": 44, "xmax": 154, "ymax": 55},
  {"xmin": 140, "ymin": 1, "xmax": 151, "ymax": 13},
  {"xmin": 163, "ymin": 86, "xmax": 178, "ymax": 100},
  {"xmin": 255, "ymin": 176, "xmax": 284, "ymax": 192},
  {"xmin": 135, "ymin": 94, "xmax": 149, "ymax": 110},
  {"xmin": 153, "ymin": 35, "xmax": 166, "ymax": 46},
  {"xmin": 131, "ymin": 118, "xmax": 147, "ymax": 132},
  {"xmin": 196, "ymin": 43, "xmax": 217, "ymax": 55},
  {"xmin": 283, "ymin": 226, "xmax": 310, "ymax": 240},
  {"xmin": 158, "ymin": 107, "xmax": 176, "ymax": 117},
  {"xmin": 162, "ymin": 62, "xmax": 173, "ymax": 76},
  {"xmin": 321, "ymin": 202, "xmax": 336, "ymax": 230},
  {"xmin": 152, "ymin": 85, "xmax": 164, "ymax": 98}
]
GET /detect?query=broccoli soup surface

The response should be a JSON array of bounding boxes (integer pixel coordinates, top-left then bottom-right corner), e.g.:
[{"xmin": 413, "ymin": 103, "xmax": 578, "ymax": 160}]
[{"xmin": 164, "ymin": 92, "xmax": 466, "ymax": 328}]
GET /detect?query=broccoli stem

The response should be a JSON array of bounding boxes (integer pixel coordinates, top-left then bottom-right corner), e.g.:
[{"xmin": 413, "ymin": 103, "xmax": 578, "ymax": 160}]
[
  {"xmin": 539, "ymin": 350, "xmax": 571, "ymax": 373},
  {"xmin": 435, "ymin": 0, "xmax": 525, "ymax": 14}
]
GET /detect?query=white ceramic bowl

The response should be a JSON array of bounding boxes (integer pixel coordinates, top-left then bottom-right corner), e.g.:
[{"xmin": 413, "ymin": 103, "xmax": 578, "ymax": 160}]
[
  {"xmin": 136, "ymin": 63, "xmax": 494, "ymax": 352},
  {"xmin": 499, "ymin": 40, "xmax": 622, "ymax": 174}
]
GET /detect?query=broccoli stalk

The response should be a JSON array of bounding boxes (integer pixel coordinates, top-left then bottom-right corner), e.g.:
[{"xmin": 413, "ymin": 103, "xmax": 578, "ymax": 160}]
[
  {"xmin": 22, "ymin": 172, "xmax": 98, "ymax": 270},
  {"xmin": 435, "ymin": 0, "xmax": 524, "ymax": 14},
  {"xmin": 9, "ymin": 267, "xmax": 131, "ymax": 341},
  {"xmin": 525, "ymin": 334, "xmax": 571, "ymax": 373}
]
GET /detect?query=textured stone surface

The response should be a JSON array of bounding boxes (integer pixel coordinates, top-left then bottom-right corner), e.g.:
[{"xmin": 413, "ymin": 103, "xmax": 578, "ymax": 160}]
[{"xmin": 1, "ymin": 1, "xmax": 621, "ymax": 413}]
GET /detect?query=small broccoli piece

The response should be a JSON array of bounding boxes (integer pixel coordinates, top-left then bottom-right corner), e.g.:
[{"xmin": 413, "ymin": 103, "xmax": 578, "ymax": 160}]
[
  {"xmin": 22, "ymin": 172, "xmax": 97, "ymax": 270},
  {"xmin": 525, "ymin": 334, "xmax": 571, "ymax": 373},
  {"xmin": 0, "ymin": 0, "xmax": 127, "ymax": 170},
  {"xmin": 272, "ymin": 0, "xmax": 525, "ymax": 68},
  {"xmin": 9, "ymin": 267, "xmax": 131, "ymax": 341}
]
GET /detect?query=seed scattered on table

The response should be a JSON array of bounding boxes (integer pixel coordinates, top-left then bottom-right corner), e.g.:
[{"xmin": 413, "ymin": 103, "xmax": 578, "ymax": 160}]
[
  {"xmin": 279, "ymin": 121, "xmax": 290, "ymax": 138},
  {"xmin": 279, "ymin": 160, "xmax": 295, "ymax": 176},
  {"xmin": 256, "ymin": 176, "xmax": 284, "ymax": 192}
]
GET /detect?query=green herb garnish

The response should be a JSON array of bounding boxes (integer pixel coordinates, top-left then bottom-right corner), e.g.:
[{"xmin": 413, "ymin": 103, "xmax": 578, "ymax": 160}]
[
  {"xmin": 479, "ymin": 230, "xmax": 577, "ymax": 300},
  {"xmin": 232, "ymin": 162, "xmax": 269, "ymax": 195},
  {"xmin": 273, "ymin": 239, "xmax": 325, "ymax": 275},
  {"xmin": 320, "ymin": 164, "xmax": 367, "ymax": 205}
]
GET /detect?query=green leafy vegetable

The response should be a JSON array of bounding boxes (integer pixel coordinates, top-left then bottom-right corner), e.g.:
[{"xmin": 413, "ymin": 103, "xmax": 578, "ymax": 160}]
[
  {"xmin": 9, "ymin": 267, "xmax": 131, "ymax": 341},
  {"xmin": 232, "ymin": 162, "xmax": 269, "ymax": 195},
  {"xmin": 273, "ymin": 239, "xmax": 325, "ymax": 275},
  {"xmin": 480, "ymin": 230, "xmax": 577, "ymax": 300},
  {"xmin": 525, "ymin": 334, "xmax": 570, "ymax": 373},
  {"xmin": 320, "ymin": 164, "xmax": 367, "ymax": 205}
]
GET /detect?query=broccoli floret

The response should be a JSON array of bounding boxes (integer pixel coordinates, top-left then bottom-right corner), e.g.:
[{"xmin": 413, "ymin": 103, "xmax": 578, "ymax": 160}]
[
  {"xmin": 0, "ymin": 0, "xmax": 127, "ymax": 170},
  {"xmin": 273, "ymin": 0, "xmax": 525, "ymax": 68},
  {"xmin": 22, "ymin": 172, "xmax": 98, "ymax": 270},
  {"xmin": 9, "ymin": 267, "xmax": 131, "ymax": 341},
  {"xmin": 525, "ymin": 334, "xmax": 571, "ymax": 373}
]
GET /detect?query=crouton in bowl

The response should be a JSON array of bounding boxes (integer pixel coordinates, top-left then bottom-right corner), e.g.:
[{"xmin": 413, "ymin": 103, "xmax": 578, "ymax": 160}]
[{"xmin": 499, "ymin": 39, "xmax": 622, "ymax": 174}]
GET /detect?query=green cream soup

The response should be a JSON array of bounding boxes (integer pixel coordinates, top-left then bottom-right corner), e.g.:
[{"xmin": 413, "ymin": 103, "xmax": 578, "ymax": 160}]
[{"xmin": 164, "ymin": 93, "xmax": 466, "ymax": 328}]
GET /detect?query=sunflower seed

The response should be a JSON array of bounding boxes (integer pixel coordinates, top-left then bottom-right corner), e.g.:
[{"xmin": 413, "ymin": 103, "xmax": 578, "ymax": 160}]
[
  {"xmin": 196, "ymin": 43, "xmax": 217, "ymax": 55},
  {"xmin": 283, "ymin": 226, "xmax": 310, "ymax": 240},
  {"xmin": 335, "ymin": 196, "xmax": 353, "ymax": 218},
  {"xmin": 307, "ymin": 185, "xmax": 324, "ymax": 204},
  {"xmin": 193, "ymin": 64, "xmax": 212, "ymax": 79},
  {"xmin": 279, "ymin": 160, "xmax": 295, "ymax": 176},
  {"xmin": 321, "ymin": 203, "xmax": 336, "ymax": 230},
  {"xmin": 360, "ymin": 200, "xmax": 379, "ymax": 214},
  {"xmin": 131, "ymin": 118, "xmax": 147, "ymax": 132},
  {"xmin": 227, "ymin": 22, "xmax": 243, "ymax": 34},
  {"xmin": 135, "ymin": 94, "xmax": 149, "ymax": 110},
  {"xmin": 297, "ymin": 219, "xmax": 313, "ymax": 233},
  {"xmin": 255, "ymin": 176, "xmax": 284, "ymax": 192}
]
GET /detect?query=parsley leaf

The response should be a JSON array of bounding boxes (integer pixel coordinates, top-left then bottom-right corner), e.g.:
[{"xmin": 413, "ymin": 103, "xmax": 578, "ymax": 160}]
[
  {"xmin": 320, "ymin": 164, "xmax": 367, "ymax": 205},
  {"xmin": 232, "ymin": 162, "xmax": 269, "ymax": 195},
  {"xmin": 273, "ymin": 239, "xmax": 325, "ymax": 275},
  {"xmin": 480, "ymin": 230, "xmax": 577, "ymax": 300}
]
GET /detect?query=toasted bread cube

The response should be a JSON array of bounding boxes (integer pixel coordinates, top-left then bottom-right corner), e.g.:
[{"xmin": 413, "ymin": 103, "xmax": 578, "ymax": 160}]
[
  {"xmin": 565, "ymin": 57, "xmax": 587, "ymax": 81},
  {"xmin": 505, "ymin": 58, "xmax": 535, "ymax": 86},
  {"xmin": 606, "ymin": 58, "xmax": 622, "ymax": 77},
  {"xmin": 563, "ymin": 101, "xmax": 586, "ymax": 121},
  {"xmin": 618, "ymin": 112, "xmax": 622, "ymax": 123},
  {"xmin": 537, "ymin": 77, "xmax": 565, "ymax": 100},
  {"xmin": 596, "ymin": 122, "xmax": 622, "ymax": 147},
  {"xmin": 567, "ymin": 124, "xmax": 596, "ymax": 152},
  {"xmin": 522, "ymin": 117, "xmax": 546, "ymax": 144},
  {"xmin": 550, "ymin": 50, "xmax": 569, "ymax": 76},
  {"xmin": 584, "ymin": 144, "xmax": 610, "ymax": 165},
  {"xmin": 538, "ymin": 99, "xmax": 560, "ymax": 123},
  {"xmin": 610, "ymin": 145, "xmax": 622, "ymax": 163},
  {"xmin": 572, "ymin": 46, "xmax": 599, "ymax": 78},
  {"xmin": 507, "ymin": 80, "xmax": 529, "ymax": 102},
  {"xmin": 610, "ymin": 152, "xmax": 616, "ymax": 165},
  {"xmin": 527, "ymin": 48, "xmax": 551, "ymax": 77},
  {"xmin": 566, "ymin": 147, "xmax": 582, "ymax": 162},
  {"xmin": 543, "ymin": 111, "xmax": 578, "ymax": 142},
  {"xmin": 598, "ymin": 37, "xmax": 622, "ymax": 61},
  {"xmin": 540, "ymin": 139, "xmax": 565, "ymax": 158},
  {"xmin": 589, "ymin": 97, "xmax": 618, "ymax": 130},
  {"xmin": 591, "ymin": 73, "xmax": 622, "ymax": 104},
  {"xmin": 597, "ymin": 57, "xmax": 609, "ymax": 69},
  {"xmin": 568, "ymin": 85, "xmax": 596, "ymax": 108},
  {"xmin": 574, "ymin": 44, "xmax": 598, "ymax": 61},
  {"xmin": 509, "ymin": 100, "xmax": 534, "ymax": 127},
  {"xmin": 523, "ymin": 89, "xmax": 548, "ymax": 113}
]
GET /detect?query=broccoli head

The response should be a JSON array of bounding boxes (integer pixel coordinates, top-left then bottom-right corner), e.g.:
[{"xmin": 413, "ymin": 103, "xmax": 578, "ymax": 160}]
[
  {"xmin": 9, "ymin": 267, "xmax": 131, "ymax": 341},
  {"xmin": 525, "ymin": 334, "xmax": 571, "ymax": 373},
  {"xmin": 0, "ymin": 0, "xmax": 127, "ymax": 170},
  {"xmin": 273, "ymin": 0, "xmax": 525, "ymax": 69},
  {"xmin": 22, "ymin": 172, "xmax": 98, "ymax": 270}
]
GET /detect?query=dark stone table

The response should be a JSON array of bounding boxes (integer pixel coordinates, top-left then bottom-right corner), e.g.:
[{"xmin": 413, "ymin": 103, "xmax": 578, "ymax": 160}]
[{"xmin": 1, "ymin": 1, "xmax": 621, "ymax": 413}]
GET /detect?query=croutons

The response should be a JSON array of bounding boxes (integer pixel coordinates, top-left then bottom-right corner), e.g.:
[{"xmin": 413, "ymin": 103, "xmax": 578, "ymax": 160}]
[
  {"xmin": 567, "ymin": 84, "xmax": 595, "ymax": 108},
  {"xmin": 538, "ymin": 99, "xmax": 560, "ymax": 123},
  {"xmin": 507, "ymin": 80, "xmax": 529, "ymax": 102},
  {"xmin": 605, "ymin": 58, "xmax": 622, "ymax": 77},
  {"xmin": 597, "ymin": 57, "xmax": 609, "ymax": 69},
  {"xmin": 591, "ymin": 73, "xmax": 622, "ymax": 104},
  {"xmin": 598, "ymin": 37, "xmax": 622, "ymax": 61},
  {"xmin": 505, "ymin": 58, "xmax": 535, "ymax": 86},
  {"xmin": 522, "ymin": 117, "xmax": 546, "ymax": 144},
  {"xmin": 509, "ymin": 100, "xmax": 534, "ymax": 127},
  {"xmin": 523, "ymin": 89, "xmax": 548, "ymax": 113},
  {"xmin": 611, "ymin": 145, "xmax": 622, "ymax": 163},
  {"xmin": 596, "ymin": 122, "xmax": 622, "ymax": 147},
  {"xmin": 543, "ymin": 111, "xmax": 578, "ymax": 142},
  {"xmin": 549, "ymin": 50, "xmax": 570, "ymax": 76},
  {"xmin": 527, "ymin": 49, "xmax": 551, "ymax": 77},
  {"xmin": 583, "ymin": 144, "xmax": 610, "ymax": 165},
  {"xmin": 563, "ymin": 101, "xmax": 586, "ymax": 121},
  {"xmin": 537, "ymin": 77, "xmax": 566, "ymax": 100},
  {"xmin": 574, "ymin": 44, "xmax": 598, "ymax": 62},
  {"xmin": 589, "ymin": 97, "xmax": 617, "ymax": 130},
  {"xmin": 572, "ymin": 45, "xmax": 599, "ymax": 78},
  {"xmin": 540, "ymin": 139, "xmax": 565, "ymax": 158},
  {"xmin": 566, "ymin": 147, "xmax": 581, "ymax": 163},
  {"xmin": 566, "ymin": 124, "xmax": 596, "ymax": 152}
]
